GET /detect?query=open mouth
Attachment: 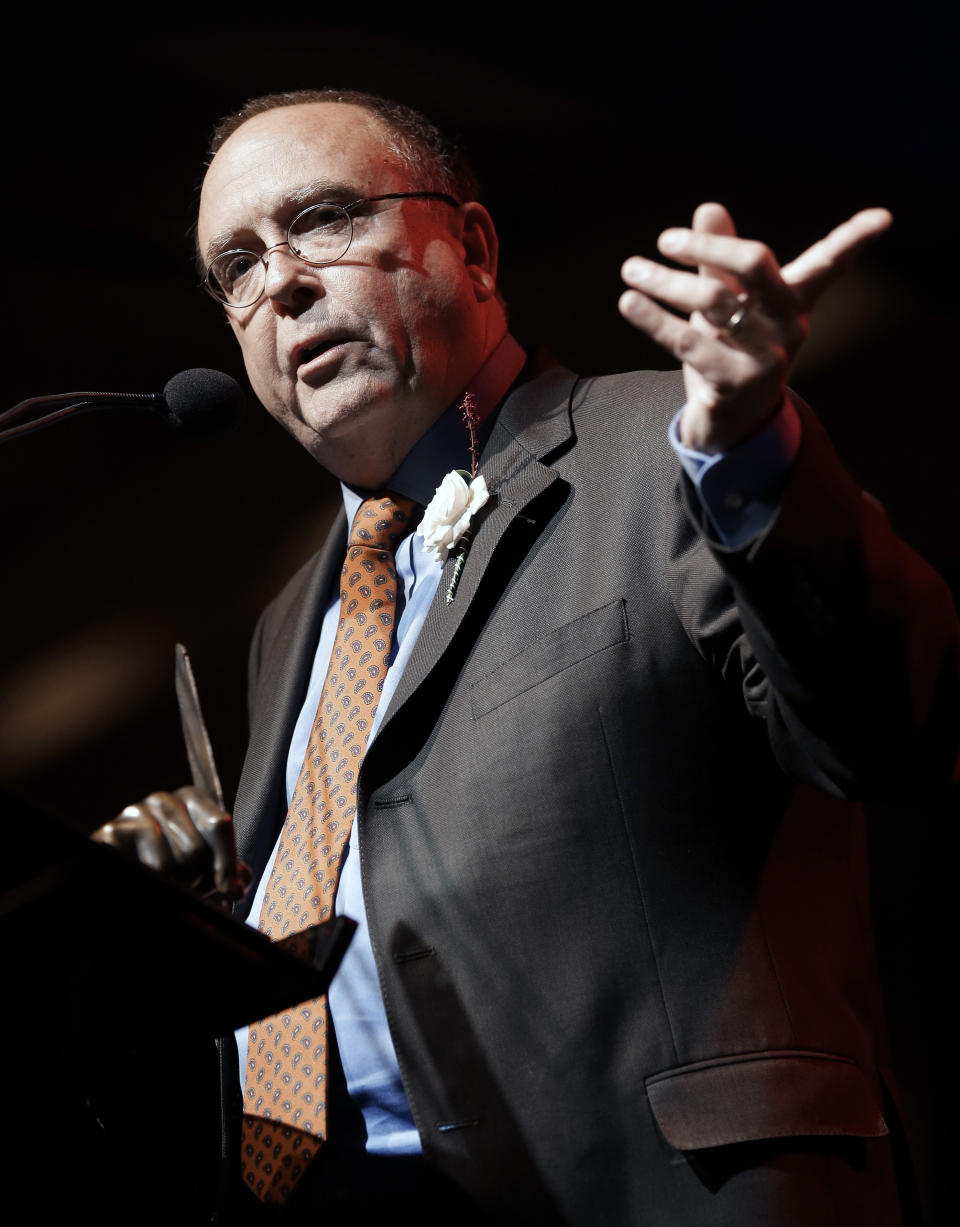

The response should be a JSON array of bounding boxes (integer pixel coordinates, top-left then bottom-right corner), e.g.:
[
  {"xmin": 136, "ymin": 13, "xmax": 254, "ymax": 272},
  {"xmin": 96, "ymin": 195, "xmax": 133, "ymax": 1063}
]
[{"xmin": 297, "ymin": 335, "xmax": 352, "ymax": 368}]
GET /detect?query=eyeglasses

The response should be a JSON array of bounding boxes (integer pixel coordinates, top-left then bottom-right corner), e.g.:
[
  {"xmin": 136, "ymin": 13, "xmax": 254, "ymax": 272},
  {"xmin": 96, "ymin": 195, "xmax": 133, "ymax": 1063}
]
[{"xmin": 202, "ymin": 191, "xmax": 461, "ymax": 308}]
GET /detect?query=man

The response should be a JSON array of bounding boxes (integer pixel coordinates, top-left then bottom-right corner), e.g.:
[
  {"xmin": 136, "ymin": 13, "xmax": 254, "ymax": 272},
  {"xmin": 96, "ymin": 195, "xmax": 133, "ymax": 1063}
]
[{"xmin": 99, "ymin": 89, "xmax": 958, "ymax": 1223}]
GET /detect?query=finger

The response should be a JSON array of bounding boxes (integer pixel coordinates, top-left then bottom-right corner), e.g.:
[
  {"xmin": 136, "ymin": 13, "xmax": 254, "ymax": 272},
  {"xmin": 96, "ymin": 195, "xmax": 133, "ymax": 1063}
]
[
  {"xmin": 781, "ymin": 207, "xmax": 892, "ymax": 309},
  {"xmin": 94, "ymin": 808, "xmax": 171, "ymax": 875},
  {"xmin": 618, "ymin": 287, "xmax": 755, "ymax": 382},
  {"xmin": 657, "ymin": 228, "xmax": 796, "ymax": 315},
  {"xmin": 143, "ymin": 791, "xmax": 207, "ymax": 871},
  {"xmin": 177, "ymin": 786, "xmax": 245, "ymax": 900},
  {"xmin": 692, "ymin": 202, "xmax": 739, "ymax": 292},
  {"xmin": 621, "ymin": 255, "xmax": 742, "ymax": 328}
]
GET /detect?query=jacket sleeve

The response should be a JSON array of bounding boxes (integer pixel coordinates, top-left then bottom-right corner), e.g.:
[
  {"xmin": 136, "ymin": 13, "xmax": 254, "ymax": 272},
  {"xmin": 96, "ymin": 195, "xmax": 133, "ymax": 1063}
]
[{"xmin": 665, "ymin": 398, "xmax": 960, "ymax": 803}]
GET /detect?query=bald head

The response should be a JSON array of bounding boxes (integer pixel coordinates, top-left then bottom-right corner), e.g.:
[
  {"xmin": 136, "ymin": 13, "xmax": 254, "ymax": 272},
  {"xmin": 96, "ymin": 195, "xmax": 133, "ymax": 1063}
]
[{"xmin": 206, "ymin": 88, "xmax": 480, "ymax": 203}]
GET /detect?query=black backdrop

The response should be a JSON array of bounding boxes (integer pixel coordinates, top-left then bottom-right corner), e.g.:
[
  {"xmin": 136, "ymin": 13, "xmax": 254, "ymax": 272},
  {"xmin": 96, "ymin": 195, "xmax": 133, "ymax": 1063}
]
[
  {"xmin": 3, "ymin": 10, "xmax": 956, "ymax": 828},
  {"xmin": 1, "ymin": 8, "xmax": 956, "ymax": 1223}
]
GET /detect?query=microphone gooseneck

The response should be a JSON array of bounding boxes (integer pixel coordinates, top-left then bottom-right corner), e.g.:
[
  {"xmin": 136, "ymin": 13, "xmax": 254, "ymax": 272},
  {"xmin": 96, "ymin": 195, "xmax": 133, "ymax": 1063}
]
[{"xmin": 0, "ymin": 369, "xmax": 245, "ymax": 446}]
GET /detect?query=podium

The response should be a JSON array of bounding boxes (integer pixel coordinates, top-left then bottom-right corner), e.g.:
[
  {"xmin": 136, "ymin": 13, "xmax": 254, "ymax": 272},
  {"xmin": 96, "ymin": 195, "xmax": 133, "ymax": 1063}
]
[{"xmin": 0, "ymin": 791, "xmax": 355, "ymax": 1224}]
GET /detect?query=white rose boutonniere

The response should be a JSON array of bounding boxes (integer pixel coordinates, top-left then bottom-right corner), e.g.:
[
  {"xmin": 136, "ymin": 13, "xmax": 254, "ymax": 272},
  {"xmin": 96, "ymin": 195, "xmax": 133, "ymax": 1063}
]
[
  {"xmin": 418, "ymin": 468, "xmax": 490, "ymax": 603},
  {"xmin": 419, "ymin": 469, "xmax": 489, "ymax": 563},
  {"xmin": 419, "ymin": 391, "xmax": 490, "ymax": 604}
]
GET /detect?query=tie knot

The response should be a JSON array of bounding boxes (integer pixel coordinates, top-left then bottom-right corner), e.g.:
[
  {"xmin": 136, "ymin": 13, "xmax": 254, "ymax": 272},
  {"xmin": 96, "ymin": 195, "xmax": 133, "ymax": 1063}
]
[{"xmin": 348, "ymin": 493, "xmax": 419, "ymax": 551}]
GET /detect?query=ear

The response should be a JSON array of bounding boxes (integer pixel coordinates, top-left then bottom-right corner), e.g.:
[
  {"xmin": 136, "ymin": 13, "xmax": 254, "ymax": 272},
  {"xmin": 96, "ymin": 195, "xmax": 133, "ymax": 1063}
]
[{"xmin": 459, "ymin": 201, "xmax": 499, "ymax": 302}]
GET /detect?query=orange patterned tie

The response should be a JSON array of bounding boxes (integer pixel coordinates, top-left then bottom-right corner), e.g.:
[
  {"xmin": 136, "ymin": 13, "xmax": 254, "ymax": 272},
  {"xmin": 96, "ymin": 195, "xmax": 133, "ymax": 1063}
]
[{"xmin": 240, "ymin": 492, "xmax": 418, "ymax": 1204}]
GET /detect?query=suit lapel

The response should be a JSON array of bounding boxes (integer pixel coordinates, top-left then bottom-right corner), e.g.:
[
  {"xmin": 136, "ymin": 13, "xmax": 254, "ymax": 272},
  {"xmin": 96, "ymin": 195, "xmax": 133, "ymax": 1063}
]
[
  {"xmin": 236, "ymin": 362, "xmax": 577, "ymax": 868},
  {"xmin": 369, "ymin": 364, "xmax": 578, "ymax": 755}
]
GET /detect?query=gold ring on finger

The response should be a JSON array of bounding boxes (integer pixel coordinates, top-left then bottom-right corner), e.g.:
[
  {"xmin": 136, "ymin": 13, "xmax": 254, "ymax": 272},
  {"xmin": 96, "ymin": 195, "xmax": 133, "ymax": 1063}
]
[{"xmin": 723, "ymin": 297, "xmax": 750, "ymax": 333}]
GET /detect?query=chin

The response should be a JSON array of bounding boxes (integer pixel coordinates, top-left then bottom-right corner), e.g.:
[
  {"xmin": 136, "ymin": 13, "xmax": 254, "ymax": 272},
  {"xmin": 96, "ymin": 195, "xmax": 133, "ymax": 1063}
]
[
  {"xmin": 267, "ymin": 385, "xmax": 400, "ymax": 469},
  {"xmin": 299, "ymin": 388, "xmax": 393, "ymax": 440}
]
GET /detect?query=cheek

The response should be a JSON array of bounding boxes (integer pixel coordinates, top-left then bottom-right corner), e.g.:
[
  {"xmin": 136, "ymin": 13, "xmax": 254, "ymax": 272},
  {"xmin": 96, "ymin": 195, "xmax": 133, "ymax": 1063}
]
[
  {"xmin": 234, "ymin": 320, "xmax": 283, "ymax": 397},
  {"xmin": 403, "ymin": 273, "xmax": 476, "ymax": 363},
  {"xmin": 351, "ymin": 234, "xmax": 469, "ymax": 338},
  {"xmin": 393, "ymin": 252, "xmax": 474, "ymax": 339}
]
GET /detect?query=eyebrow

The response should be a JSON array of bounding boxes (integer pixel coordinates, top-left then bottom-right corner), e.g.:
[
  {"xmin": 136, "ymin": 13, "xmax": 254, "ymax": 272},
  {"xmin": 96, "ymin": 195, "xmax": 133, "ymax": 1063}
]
[{"xmin": 200, "ymin": 178, "xmax": 359, "ymax": 266}]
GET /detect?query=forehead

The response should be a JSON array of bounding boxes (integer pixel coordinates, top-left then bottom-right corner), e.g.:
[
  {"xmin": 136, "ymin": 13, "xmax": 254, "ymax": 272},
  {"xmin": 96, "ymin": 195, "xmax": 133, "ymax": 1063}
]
[{"xmin": 197, "ymin": 103, "xmax": 413, "ymax": 251}]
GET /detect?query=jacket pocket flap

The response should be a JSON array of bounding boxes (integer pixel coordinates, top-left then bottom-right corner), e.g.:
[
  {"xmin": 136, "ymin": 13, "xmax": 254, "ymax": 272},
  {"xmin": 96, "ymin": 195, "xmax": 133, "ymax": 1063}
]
[
  {"xmin": 471, "ymin": 598, "xmax": 628, "ymax": 718},
  {"xmin": 645, "ymin": 1050, "xmax": 888, "ymax": 1151}
]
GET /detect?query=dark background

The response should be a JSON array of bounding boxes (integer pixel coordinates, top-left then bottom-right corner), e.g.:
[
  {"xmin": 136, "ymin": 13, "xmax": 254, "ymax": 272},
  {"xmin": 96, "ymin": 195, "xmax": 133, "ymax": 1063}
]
[
  {"xmin": 3, "ymin": 10, "xmax": 956, "ymax": 823},
  {"xmin": 1, "ymin": 8, "xmax": 955, "ymax": 1222}
]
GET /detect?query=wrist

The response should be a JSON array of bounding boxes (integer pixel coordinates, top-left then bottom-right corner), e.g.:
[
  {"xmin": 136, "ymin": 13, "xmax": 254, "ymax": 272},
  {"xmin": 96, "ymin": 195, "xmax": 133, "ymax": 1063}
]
[{"xmin": 679, "ymin": 395, "xmax": 788, "ymax": 454}]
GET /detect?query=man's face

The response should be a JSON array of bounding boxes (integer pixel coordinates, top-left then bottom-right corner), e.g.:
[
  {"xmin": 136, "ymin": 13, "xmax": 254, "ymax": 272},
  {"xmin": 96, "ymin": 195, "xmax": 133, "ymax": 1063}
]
[{"xmin": 197, "ymin": 103, "xmax": 492, "ymax": 483}]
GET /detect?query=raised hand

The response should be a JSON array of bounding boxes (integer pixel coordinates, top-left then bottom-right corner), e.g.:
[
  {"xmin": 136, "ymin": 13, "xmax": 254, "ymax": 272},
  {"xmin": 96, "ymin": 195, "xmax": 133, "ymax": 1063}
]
[{"xmin": 618, "ymin": 203, "xmax": 892, "ymax": 453}]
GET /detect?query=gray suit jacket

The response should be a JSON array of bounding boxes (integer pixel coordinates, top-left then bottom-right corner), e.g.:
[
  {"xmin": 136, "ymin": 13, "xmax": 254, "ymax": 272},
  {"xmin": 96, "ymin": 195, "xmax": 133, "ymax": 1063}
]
[{"xmin": 230, "ymin": 364, "xmax": 959, "ymax": 1224}]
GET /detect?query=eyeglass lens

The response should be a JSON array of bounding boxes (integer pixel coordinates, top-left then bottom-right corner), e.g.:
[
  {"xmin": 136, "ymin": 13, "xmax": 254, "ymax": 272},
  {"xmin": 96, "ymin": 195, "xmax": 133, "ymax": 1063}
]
[{"xmin": 207, "ymin": 202, "xmax": 354, "ymax": 306}]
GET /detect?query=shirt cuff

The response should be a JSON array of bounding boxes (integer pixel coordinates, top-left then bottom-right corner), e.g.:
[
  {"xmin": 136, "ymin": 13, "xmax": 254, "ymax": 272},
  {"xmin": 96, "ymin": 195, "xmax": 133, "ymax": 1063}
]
[{"xmin": 669, "ymin": 396, "xmax": 802, "ymax": 548}]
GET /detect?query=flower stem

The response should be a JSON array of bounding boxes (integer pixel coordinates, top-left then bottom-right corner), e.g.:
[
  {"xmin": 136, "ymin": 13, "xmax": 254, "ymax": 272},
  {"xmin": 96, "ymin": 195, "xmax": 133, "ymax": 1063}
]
[
  {"xmin": 460, "ymin": 392, "xmax": 480, "ymax": 478},
  {"xmin": 445, "ymin": 525, "xmax": 475, "ymax": 604}
]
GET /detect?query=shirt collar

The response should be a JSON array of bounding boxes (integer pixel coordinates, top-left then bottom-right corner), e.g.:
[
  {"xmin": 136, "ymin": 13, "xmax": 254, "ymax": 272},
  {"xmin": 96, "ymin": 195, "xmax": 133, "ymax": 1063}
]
[{"xmin": 341, "ymin": 332, "xmax": 527, "ymax": 522}]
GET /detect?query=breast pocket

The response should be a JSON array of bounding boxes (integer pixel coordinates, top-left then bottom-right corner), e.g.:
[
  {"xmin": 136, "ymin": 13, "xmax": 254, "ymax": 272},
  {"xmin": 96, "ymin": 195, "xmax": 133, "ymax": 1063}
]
[{"xmin": 470, "ymin": 598, "xmax": 629, "ymax": 719}]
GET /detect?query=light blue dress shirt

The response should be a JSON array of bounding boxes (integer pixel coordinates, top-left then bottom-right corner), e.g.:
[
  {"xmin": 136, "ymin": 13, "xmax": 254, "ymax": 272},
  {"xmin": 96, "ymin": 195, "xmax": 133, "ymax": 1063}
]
[
  {"xmin": 238, "ymin": 335, "xmax": 527, "ymax": 1154},
  {"xmin": 672, "ymin": 395, "xmax": 802, "ymax": 548},
  {"xmin": 239, "ymin": 341, "xmax": 801, "ymax": 1155}
]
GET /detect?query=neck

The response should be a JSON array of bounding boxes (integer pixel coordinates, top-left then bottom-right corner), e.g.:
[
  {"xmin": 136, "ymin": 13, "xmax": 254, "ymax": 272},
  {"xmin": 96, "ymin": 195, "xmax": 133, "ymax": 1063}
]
[{"xmin": 340, "ymin": 330, "xmax": 526, "ymax": 502}]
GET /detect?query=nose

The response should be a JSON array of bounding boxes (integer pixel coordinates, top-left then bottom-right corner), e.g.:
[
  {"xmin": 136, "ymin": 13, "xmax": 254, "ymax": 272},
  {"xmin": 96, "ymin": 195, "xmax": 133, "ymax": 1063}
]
[{"xmin": 262, "ymin": 243, "xmax": 324, "ymax": 314}]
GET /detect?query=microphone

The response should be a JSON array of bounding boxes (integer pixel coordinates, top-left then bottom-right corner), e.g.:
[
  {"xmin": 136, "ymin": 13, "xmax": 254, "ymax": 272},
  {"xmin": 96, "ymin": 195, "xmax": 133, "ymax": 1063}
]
[
  {"xmin": 160, "ymin": 368, "xmax": 246, "ymax": 435},
  {"xmin": 0, "ymin": 368, "xmax": 245, "ymax": 447}
]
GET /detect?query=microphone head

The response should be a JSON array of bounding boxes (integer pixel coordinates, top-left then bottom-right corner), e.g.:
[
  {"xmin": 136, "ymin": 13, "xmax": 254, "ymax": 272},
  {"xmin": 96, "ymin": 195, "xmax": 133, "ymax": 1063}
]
[{"xmin": 161, "ymin": 368, "xmax": 245, "ymax": 435}]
